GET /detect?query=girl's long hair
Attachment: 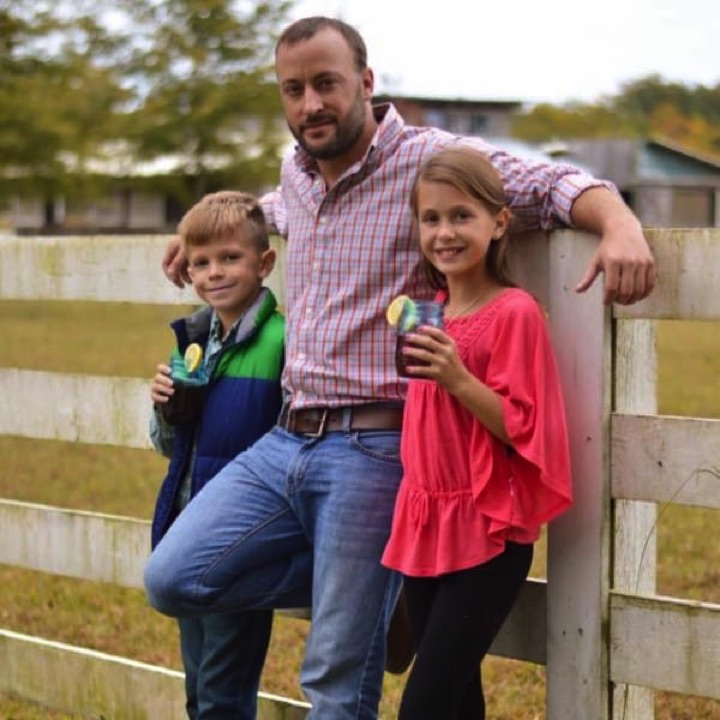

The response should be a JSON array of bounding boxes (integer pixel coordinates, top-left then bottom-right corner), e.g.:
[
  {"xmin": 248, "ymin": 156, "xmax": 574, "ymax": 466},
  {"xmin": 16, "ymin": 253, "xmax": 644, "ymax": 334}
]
[{"xmin": 410, "ymin": 145, "xmax": 516, "ymax": 291}]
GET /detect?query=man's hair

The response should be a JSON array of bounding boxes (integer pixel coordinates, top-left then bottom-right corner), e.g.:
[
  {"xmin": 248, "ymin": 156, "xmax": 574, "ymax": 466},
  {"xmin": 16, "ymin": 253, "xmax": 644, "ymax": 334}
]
[
  {"xmin": 276, "ymin": 16, "xmax": 367, "ymax": 72},
  {"xmin": 178, "ymin": 191, "xmax": 269, "ymax": 253},
  {"xmin": 410, "ymin": 145, "xmax": 516, "ymax": 290}
]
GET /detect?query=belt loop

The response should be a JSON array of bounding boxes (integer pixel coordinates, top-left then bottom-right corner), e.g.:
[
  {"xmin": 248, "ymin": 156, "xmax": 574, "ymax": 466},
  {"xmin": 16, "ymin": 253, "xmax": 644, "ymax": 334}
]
[
  {"xmin": 305, "ymin": 408, "xmax": 329, "ymax": 438},
  {"xmin": 342, "ymin": 406, "xmax": 354, "ymax": 432},
  {"xmin": 278, "ymin": 402, "xmax": 290, "ymax": 429}
]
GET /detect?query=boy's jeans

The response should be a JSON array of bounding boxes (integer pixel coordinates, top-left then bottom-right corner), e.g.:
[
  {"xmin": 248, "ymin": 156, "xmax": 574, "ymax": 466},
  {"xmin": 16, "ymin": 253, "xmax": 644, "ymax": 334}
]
[
  {"xmin": 178, "ymin": 610, "xmax": 272, "ymax": 720},
  {"xmin": 145, "ymin": 426, "xmax": 403, "ymax": 720}
]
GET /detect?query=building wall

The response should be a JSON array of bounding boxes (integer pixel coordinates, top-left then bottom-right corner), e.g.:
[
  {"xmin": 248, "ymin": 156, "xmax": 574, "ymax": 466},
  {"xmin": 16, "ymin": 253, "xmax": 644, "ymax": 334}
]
[
  {"xmin": 128, "ymin": 194, "xmax": 167, "ymax": 229},
  {"xmin": 10, "ymin": 190, "xmax": 168, "ymax": 232},
  {"xmin": 635, "ymin": 187, "xmax": 673, "ymax": 227},
  {"xmin": 64, "ymin": 195, "xmax": 124, "ymax": 229},
  {"xmin": 11, "ymin": 197, "xmax": 45, "ymax": 228},
  {"xmin": 386, "ymin": 98, "xmax": 519, "ymax": 137},
  {"xmin": 635, "ymin": 185, "xmax": 718, "ymax": 228}
]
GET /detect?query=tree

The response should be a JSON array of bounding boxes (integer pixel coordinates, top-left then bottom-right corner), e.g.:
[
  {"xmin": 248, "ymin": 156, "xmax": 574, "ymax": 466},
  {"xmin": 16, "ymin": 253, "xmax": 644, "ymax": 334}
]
[
  {"xmin": 614, "ymin": 75, "xmax": 720, "ymax": 155},
  {"xmin": 0, "ymin": 3, "xmax": 129, "ymax": 198},
  {"xmin": 120, "ymin": 0, "xmax": 293, "ymax": 202},
  {"xmin": 511, "ymin": 75, "xmax": 720, "ymax": 160},
  {"xmin": 511, "ymin": 102, "xmax": 638, "ymax": 143},
  {"xmin": 613, "ymin": 75, "xmax": 696, "ymax": 128},
  {"xmin": 1, "ymin": 0, "xmax": 295, "ymax": 212}
]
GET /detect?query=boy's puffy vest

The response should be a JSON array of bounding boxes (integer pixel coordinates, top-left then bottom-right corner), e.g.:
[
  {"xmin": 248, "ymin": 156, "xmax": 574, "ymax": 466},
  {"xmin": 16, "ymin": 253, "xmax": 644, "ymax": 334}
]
[{"xmin": 151, "ymin": 288, "xmax": 284, "ymax": 548}]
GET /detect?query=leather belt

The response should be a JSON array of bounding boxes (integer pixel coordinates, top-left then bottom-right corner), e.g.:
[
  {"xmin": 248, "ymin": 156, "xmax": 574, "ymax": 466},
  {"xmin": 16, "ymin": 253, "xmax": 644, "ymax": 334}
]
[{"xmin": 278, "ymin": 403, "xmax": 403, "ymax": 438}]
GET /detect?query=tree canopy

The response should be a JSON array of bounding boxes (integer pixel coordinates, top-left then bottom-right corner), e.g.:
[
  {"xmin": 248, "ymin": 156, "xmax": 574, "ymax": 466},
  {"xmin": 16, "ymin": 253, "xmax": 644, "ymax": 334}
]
[
  {"xmin": 0, "ymin": 0, "xmax": 292, "ymax": 202},
  {"xmin": 512, "ymin": 74, "xmax": 720, "ymax": 159},
  {"xmin": 0, "ymin": 2, "xmax": 130, "ymax": 195},
  {"xmin": 3, "ymin": 4, "xmax": 718, "ymax": 209}
]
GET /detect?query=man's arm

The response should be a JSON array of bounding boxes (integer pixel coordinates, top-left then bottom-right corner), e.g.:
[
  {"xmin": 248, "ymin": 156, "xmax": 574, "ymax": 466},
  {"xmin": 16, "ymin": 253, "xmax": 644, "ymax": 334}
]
[
  {"xmin": 570, "ymin": 186, "xmax": 656, "ymax": 305},
  {"xmin": 459, "ymin": 137, "xmax": 656, "ymax": 305}
]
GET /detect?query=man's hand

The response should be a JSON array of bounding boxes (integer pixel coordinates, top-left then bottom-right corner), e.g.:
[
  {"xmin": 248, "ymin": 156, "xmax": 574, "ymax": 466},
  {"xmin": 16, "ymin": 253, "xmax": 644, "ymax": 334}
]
[
  {"xmin": 162, "ymin": 236, "xmax": 190, "ymax": 289},
  {"xmin": 570, "ymin": 188, "xmax": 657, "ymax": 306},
  {"xmin": 575, "ymin": 222, "xmax": 656, "ymax": 305}
]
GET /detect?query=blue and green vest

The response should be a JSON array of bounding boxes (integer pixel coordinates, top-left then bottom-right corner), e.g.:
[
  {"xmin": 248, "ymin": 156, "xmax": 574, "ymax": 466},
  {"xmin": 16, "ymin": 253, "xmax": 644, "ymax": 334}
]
[{"xmin": 151, "ymin": 287, "xmax": 284, "ymax": 548}]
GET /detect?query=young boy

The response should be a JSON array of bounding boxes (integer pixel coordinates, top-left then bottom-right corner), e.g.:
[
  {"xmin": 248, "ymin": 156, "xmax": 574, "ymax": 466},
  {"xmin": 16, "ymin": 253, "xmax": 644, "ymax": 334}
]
[{"xmin": 148, "ymin": 191, "xmax": 284, "ymax": 720}]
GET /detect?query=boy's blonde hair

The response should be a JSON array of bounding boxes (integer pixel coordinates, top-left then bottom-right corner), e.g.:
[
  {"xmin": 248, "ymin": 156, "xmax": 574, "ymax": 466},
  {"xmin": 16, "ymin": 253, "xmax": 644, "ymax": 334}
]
[{"xmin": 178, "ymin": 191, "xmax": 270, "ymax": 252}]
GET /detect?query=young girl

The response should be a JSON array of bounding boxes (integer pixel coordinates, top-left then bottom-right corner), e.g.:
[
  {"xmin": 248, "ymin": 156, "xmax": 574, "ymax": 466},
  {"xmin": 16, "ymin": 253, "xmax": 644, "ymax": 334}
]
[{"xmin": 382, "ymin": 146, "xmax": 573, "ymax": 719}]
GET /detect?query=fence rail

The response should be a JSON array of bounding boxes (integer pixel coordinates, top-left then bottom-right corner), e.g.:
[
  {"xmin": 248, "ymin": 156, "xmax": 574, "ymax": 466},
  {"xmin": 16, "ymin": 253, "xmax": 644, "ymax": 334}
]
[
  {"xmin": 1, "ymin": 229, "xmax": 719, "ymax": 719},
  {"xmin": 0, "ymin": 627, "xmax": 310, "ymax": 720},
  {"xmin": 611, "ymin": 414, "xmax": 720, "ymax": 508}
]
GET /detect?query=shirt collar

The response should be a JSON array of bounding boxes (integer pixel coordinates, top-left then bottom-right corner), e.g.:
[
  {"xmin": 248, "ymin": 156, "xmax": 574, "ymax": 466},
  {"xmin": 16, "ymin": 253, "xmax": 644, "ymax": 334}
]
[{"xmin": 209, "ymin": 311, "xmax": 241, "ymax": 344}]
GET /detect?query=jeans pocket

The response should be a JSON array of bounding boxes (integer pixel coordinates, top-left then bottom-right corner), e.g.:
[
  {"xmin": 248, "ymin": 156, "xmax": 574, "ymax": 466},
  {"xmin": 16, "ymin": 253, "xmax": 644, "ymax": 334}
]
[{"xmin": 349, "ymin": 430, "xmax": 401, "ymax": 465}]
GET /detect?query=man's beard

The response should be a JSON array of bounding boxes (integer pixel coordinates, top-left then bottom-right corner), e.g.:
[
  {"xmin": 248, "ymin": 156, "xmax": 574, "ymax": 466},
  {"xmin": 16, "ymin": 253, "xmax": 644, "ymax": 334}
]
[{"xmin": 291, "ymin": 89, "xmax": 367, "ymax": 160}]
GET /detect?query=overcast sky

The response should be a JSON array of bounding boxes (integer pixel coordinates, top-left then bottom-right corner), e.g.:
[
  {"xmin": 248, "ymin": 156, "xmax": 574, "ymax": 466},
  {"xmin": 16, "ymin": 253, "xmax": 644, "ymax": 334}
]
[{"xmin": 289, "ymin": 0, "xmax": 720, "ymax": 104}]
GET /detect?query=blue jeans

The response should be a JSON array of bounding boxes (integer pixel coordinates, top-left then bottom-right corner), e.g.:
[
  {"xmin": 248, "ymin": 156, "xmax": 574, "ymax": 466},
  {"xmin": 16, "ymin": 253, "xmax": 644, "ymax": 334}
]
[
  {"xmin": 145, "ymin": 425, "xmax": 404, "ymax": 719},
  {"xmin": 178, "ymin": 610, "xmax": 272, "ymax": 720}
]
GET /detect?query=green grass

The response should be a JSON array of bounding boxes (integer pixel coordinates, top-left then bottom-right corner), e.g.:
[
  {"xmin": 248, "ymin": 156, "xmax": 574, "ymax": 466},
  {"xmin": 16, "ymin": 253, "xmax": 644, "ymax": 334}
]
[{"xmin": 0, "ymin": 302, "xmax": 719, "ymax": 719}]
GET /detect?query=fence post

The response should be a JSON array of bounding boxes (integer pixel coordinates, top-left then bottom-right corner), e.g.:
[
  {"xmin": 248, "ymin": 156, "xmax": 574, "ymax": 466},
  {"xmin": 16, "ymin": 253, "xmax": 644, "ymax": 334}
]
[
  {"xmin": 611, "ymin": 319, "xmax": 657, "ymax": 719},
  {"xmin": 545, "ymin": 231, "xmax": 612, "ymax": 720}
]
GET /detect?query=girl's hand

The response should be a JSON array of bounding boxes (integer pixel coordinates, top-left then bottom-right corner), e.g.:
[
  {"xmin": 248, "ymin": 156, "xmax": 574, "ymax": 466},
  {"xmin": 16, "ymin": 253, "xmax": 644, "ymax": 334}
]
[
  {"xmin": 404, "ymin": 326, "xmax": 510, "ymax": 443},
  {"xmin": 150, "ymin": 364, "xmax": 174, "ymax": 405},
  {"xmin": 402, "ymin": 325, "xmax": 472, "ymax": 393}
]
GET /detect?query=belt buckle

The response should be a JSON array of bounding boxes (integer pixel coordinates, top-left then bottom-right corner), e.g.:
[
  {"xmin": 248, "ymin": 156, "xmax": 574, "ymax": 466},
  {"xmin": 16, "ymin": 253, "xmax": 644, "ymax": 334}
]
[{"xmin": 305, "ymin": 408, "xmax": 329, "ymax": 438}]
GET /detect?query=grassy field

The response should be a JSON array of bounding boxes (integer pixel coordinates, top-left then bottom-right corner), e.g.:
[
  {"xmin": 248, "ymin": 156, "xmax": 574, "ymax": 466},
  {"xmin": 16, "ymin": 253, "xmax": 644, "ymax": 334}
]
[{"xmin": 0, "ymin": 299, "xmax": 719, "ymax": 719}]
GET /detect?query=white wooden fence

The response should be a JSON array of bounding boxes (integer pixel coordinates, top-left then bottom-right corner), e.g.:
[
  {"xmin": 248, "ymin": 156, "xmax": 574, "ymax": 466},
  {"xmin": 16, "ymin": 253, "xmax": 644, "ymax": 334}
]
[{"xmin": 1, "ymin": 229, "xmax": 719, "ymax": 719}]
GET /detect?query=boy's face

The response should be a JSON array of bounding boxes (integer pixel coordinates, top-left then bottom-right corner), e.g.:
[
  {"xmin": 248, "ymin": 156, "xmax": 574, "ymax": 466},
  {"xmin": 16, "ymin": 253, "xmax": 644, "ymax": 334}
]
[{"xmin": 186, "ymin": 234, "xmax": 274, "ymax": 326}]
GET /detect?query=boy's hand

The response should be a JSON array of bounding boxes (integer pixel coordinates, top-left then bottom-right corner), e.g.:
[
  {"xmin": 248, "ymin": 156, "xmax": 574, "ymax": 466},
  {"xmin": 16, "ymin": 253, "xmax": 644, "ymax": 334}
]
[{"xmin": 150, "ymin": 364, "xmax": 174, "ymax": 404}]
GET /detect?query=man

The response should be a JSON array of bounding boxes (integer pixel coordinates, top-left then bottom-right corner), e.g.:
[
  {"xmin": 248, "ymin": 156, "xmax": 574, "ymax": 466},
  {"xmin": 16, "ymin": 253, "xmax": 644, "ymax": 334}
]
[{"xmin": 145, "ymin": 16, "xmax": 656, "ymax": 720}]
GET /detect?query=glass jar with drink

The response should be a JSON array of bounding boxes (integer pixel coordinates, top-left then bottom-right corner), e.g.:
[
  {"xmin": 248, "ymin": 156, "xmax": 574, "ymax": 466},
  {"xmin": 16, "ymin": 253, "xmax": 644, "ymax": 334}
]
[{"xmin": 387, "ymin": 296, "xmax": 444, "ymax": 378}]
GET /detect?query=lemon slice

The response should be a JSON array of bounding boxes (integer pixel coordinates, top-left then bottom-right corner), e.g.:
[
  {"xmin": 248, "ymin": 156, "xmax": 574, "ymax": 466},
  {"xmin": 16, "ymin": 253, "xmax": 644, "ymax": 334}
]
[
  {"xmin": 386, "ymin": 295, "xmax": 411, "ymax": 327},
  {"xmin": 184, "ymin": 343, "xmax": 204, "ymax": 373}
]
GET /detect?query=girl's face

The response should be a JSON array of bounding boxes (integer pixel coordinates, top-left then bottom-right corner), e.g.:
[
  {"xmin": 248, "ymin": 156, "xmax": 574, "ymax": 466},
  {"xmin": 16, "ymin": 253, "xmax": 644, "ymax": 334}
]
[{"xmin": 415, "ymin": 179, "xmax": 509, "ymax": 283}]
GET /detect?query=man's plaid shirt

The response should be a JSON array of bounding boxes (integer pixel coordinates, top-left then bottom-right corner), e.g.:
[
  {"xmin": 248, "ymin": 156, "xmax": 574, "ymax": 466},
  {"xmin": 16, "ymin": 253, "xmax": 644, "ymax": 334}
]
[{"xmin": 262, "ymin": 103, "xmax": 612, "ymax": 409}]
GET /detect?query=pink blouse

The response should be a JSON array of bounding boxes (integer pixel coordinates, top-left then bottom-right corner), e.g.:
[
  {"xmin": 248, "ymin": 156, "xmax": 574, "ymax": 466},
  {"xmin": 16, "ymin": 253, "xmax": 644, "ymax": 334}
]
[{"xmin": 382, "ymin": 288, "xmax": 572, "ymax": 577}]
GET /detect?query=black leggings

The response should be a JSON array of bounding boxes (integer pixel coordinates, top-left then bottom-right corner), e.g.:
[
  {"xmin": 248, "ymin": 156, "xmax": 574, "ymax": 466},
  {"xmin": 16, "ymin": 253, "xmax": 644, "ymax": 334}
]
[{"xmin": 398, "ymin": 542, "xmax": 533, "ymax": 720}]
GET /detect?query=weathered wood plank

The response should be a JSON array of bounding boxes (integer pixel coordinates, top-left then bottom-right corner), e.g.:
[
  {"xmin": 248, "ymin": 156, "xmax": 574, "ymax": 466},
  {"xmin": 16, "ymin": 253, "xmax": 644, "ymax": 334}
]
[
  {"xmin": 4, "ymin": 230, "xmax": 718, "ymax": 319},
  {"xmin": 545, "ymin": 231, "xmax": 612, "ymax": 720},
  {"xmin": 611, "ymin": 319, "xmax": 657, "ymax": 718},
  {"xmin": 614, "ymin": 228, "xmax": 720, "ymax": 320},
  {"xmin": 489, "ymin": 577, "xmax": 547, "ymax": 665},
  {"xmin": 0, "ymin": 369, "xmax": 152, "ymax": 448},
  {"xmin": 610, "ymin": 592, "xmax": 720, "ymax": 700},
  {"xmin": 0, "ymin": 234, "xmax": 286, "ymax": 306},
  {"xmin": 612, "ymin": 414, "xmax": 720, "ymax": 509},
  {"xmin": 0, "ymin": 499, "xmax": 150, "ymax": 587},
  {"xmin": 507, "ymin": 230, "xmax": 550, "ymax": 307},
  {"xmin": 0, "ymin": 628, "xmax": 311, "ymax": 719}
]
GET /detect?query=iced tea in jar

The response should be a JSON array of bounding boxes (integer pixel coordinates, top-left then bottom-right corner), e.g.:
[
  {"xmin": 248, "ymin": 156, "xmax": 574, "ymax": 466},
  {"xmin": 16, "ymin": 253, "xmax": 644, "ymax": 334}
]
[{"xmin": 387, "ymin": 296, "xmax": 444, "ymax": 378}]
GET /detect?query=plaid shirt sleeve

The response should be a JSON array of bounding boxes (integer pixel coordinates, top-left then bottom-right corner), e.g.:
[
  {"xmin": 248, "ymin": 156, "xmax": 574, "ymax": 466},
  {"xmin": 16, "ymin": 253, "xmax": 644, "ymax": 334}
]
[
  {"xmin": 261, "ymin": 185, "xmax": 288, "ymax": 237},
  {"xmin": 149, "ymin": 405, "xmax": 175, "ymax": 459},
  {"xmin": 458, "ymin": 136, "xmax": 617, "ymax": 230}
]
